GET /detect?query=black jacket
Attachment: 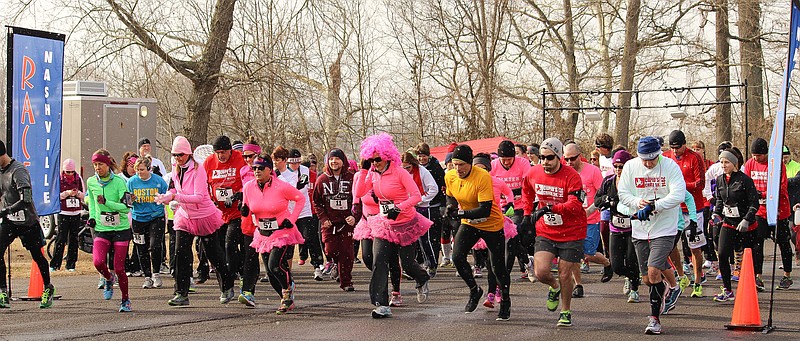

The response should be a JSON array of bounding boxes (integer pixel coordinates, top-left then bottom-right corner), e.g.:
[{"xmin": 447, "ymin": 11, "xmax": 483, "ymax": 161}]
[
  {"xmin": 595, "ymin": 174, "xmax": 625, "ymax": 218},
  {"xmin": 713, "ymin": 171, "xmax": 759, "ymax": 226},
  {"xmin": 423, "ymin": 156, "xmax": 446, "ymax": 206}
]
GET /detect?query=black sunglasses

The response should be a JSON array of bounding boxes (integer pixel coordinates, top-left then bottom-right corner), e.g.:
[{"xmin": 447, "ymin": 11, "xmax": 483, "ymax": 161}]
[
  {"xmin": 541, "ymin": 154, "xmax": 558, "ymax": 161},
  {"xmin": 614, "ymin": 164, "xmax": 625, "ymax": 170},
  {"xmin": 369, "ymin": 157, "xmax": 383, "ymax": 163},
  {"xmin": 595, "ymin": 143, "xmax": 611, "ymax": 149},
  {"xmin": 171, "ymin": 153, "xmax": 185, "ymax": 157},
  {"xmin": 243, "ymin": 154, "xmax": 256, "ymax": 159},
  {"xmin": 252, "ymin": 165, "xmax": 267, "ymax": 171},
  {"xmin": 564, "ymin": 155, "xmax": 580, "ymax": 162}
]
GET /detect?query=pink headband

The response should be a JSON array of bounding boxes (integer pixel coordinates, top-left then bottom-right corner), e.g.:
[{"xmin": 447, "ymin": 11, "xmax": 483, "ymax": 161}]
[
  {"xmin": 92, "ymin": 153, "xmax": 113, "ymax": 167},
  {"xmin": 243, "ymin": 144, "xmax": 261, "ymax": 154},
  {"xmin": 127, "ymin": 156, "xmax": 138, "ymax": 167}
]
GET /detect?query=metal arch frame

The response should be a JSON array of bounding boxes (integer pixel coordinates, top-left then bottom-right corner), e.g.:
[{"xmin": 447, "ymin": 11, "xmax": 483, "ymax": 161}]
[{"xmin": 540, "ymin": 82, "xmax": 749, "ymax": 153}]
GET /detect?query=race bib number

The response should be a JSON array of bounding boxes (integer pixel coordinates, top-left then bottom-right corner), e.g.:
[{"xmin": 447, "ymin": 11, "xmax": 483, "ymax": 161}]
[
  {"xmin": 7, "ymin": 210, "xmax": 25, "ymax": 222},
  {"xmin": 215, "ymin": 188, "xmax": 233, "ymax": 202},
  {"xmin": 543, "ymin": 213, "xmax": 563, "ymax": 226},
  {"xmin": 132, "ymin": 233, "xmax": 145, "ymax": 245},
  {"xmin": 722, "ymin": 205, "xmax": 740, "ymax": 218},
  {"xmin": 66, "ymin": 198, "xmax": 81, "ymax": 208},
  {"xmin": 330, "ymin": 198, "xmax": 347, "ymax": 211},
  {"xmin": 612, "ymin": 215, "xmax": 631, "ymax": 228},
  {"xmin": 687, "ymin": 229, "xmax": 707, "ymax": 249},
  {"xmin": 759, "ymin": 198, "xmax": 766, "ymax": 205},
  {"xmin": 379, "ymin": 201, "xmax": 396, "ymax": 216},
  {"xmin": 101, "ymin": 212, "xmax": 120, "ymax": 227},
  {"xmin": 258, "ymin": 218, "xmax": 279, "ymax": 231}
]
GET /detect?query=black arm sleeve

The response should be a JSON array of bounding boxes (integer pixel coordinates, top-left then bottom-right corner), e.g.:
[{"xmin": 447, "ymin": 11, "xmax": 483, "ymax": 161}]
[
  {"xmin": 461, "ymin": 201, "xmax": 493, "ymax": 219},
  {"xmin": 446, "ymin": 195, "xmax": 459, "ymax": 209},
  {"xmin": 5, "ymin": 187, "xmax": 32, "ymax": 212}
]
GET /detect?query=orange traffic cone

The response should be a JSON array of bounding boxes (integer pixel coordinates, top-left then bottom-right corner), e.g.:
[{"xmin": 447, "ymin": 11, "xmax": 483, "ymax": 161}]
[
  {"xmin": 19, "ymin": 247, "xmax": 45, "ymax": 300},
  {"xmin": 724, "ymin": 248, "xmax": 764, "ymax": 330}
]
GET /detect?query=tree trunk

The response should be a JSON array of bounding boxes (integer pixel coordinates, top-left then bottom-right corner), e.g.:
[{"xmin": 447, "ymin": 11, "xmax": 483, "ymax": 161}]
[
  {"xmin": 715, "ymin": 0, "xmax": 732, "ymax": 145},
  {"xmin": 593, "ymin": 0, "xmax": 613, "ymax": 133},
  {"xmin": 325, "ymin": 50, "xmax": 344, "ymax": 151},
  {"xmin": 615, "ymin": 0, "xmax": 641, "ymax": 148},
  {"xmin": 563, "ymin": 0, "xmax": 579, "ymax": 141},
  {"xmin": 738, "ymin": 0, "xmax": 766, "ymax": 141}
]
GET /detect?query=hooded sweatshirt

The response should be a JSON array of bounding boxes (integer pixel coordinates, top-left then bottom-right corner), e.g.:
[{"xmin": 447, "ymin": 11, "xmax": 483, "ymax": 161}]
[{"xmin": 314, "ymin": 158, "xmax": 361, "ymax": 232}]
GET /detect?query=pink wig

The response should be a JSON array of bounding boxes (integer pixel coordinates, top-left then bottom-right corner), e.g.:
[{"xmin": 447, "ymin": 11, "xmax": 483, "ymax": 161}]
[
  {"xmin": 348, "ymin": 159, "xmax": 358, "ymax": 170},
  {"xmin": 360, "ymin": 133, "xmax": 401, "ymax": 164}
]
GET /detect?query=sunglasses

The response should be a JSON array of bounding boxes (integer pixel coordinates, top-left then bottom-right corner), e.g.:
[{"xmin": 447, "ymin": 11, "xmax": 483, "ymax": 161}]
[
  {"xmin": 590, "ymin": 158, "xmax": 598, "ymax": 161},
  {"xmin": 65, "ymin": 170, "xmax": 76, "ymax": 174},
  {"xmin": 171, "ymin": 153, "xmax": 186, "ymax": 157},
  {"xmin": 252, "ymin": 166, "xmax": 268, "ymax": 171},
  {"xmin": 540, "ymin": 154, "xmax": 558, "ymax": 161},
  {"xmin": 369, "ymin": 157, "xmax": 383, "ymax": 163},
  {"xmin": 614, "ymin": 164, "xmax": 625, "ymax": 170},
  {"xmin": 564, "ymin": 155, "xmax": 580, "ymax": 162},
  {"xmin": 243, "ymin": 154, "xmax": 256, "ymax": 159},
  {"xmin": 402, "ymin": 165, "xmax": 412, "ymax": 170}
]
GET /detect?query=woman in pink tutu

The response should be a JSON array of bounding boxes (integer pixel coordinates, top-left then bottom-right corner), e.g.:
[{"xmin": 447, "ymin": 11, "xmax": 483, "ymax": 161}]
[
  {"xmin": 241, "ymin": 153, "xmax": 306, "ymax": 314},
  {"xmin": 353, "ymin": 133, "xmax": 431, "ymax": 318},
  {"xmin": 353, "ymin": 171, "xmax": 404, "ymax": 307},
  {"xmin": 472, "ymin": 153, "xmax": 518, "ymax": 309},
  {"xmin": 155, "ymin": 136, "xmax": 235, "ymax": 307}
]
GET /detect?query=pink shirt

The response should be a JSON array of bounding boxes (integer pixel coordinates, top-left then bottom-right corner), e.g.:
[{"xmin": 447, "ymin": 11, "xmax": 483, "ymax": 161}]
[
  {"xmin": 491, "ymin": 176, "xmax": 513, "ymax": 209},
  {"xmin": 578, "ymin": 163, "xmax": 604, "ymax": 224},
  {"xmin": 243, "ymin": 177, "xmax": 306, "ymax": 225},
  {"xmin": 353, "ymin": 163, "xmax": 422, "ymax": 224},
  {"xmin": 240, "ymin": 165, "xmax": 255, "ymax": 184},
  {"xmin": 354, "ymin": 171, "xmax": 379, "ymax": 216},
  {"xmin": 167, "ymin": 160, "xmax": 219, "ymax": 219},
  {"xmin": 490, "ymin": 157, "xmax": 531, "ymax": 209}
]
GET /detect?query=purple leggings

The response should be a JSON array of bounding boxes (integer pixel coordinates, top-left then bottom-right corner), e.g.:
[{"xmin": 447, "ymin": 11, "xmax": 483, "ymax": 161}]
[{"xmin": 93, "ymin": 237, "xmax": 130, "ymax": 300}]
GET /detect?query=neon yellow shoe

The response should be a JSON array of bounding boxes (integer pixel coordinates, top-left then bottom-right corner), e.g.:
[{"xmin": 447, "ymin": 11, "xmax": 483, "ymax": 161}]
[
  {"xmin": 678, "ymin": 275, "xmax": 690, "ymax": 293},
  {"xmin": 690, "ymin": 284, "xmax": 703, "ymax": 298}
]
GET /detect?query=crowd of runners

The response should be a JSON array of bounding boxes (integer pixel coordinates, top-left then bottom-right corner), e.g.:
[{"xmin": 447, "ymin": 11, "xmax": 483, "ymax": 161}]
[{"xmin": 0, "ymin": 130, "xmax": 798, "ymax": 335}]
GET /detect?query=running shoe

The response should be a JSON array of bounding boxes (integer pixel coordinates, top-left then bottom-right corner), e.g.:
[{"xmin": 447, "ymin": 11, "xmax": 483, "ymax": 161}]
[
  {"xmin": 572, "ymin": 285, "xmax": 584, "ymax": 298},
  {"xmin": 550, "ymin": 262, "xmax": 559, "ymax": 273},
  {"xmin": 389, "ymin": 292, "xmax": 403, "ymax": 307},
  {"xmin": 484, "ymin": 293, "xmax": 496, "ymax": 309},
  {"xmin": 142, "ymin": 277, "xmax": 155, "ymax": 289},
  {"xmin": 546, "ymin": 286, "xmax": 561, "ymax": 312},
  {"xmin": 220, "ymin": 288, "xmax": 235, "ymax": 304},
  {"xmin": 239, "ymin": 291, "xmax": 256, "ymax": 308},
  {"xmin": 703, "ymin": 260, "xmax": 712, "ymax": 269},
  {"xmin": 700, "ymin": 274, "xmax": 707, "ymax": 284},
  {"xmin": 601, "ymin": 266, "xmax": 613, "ymax": 283},
  {"xmin": 260, "ymin": 276, "xmax": 270, "ymax": 283},
  {"xmin": 103, "ymin": 276, "xmax": 115, "ymax": 300},
  {"xmin": 755, "ymin": 277, "xmax": 765, "ymax": 292},
  {"xmin": 168, "ymin": 294, "xmax": 189, "ymax": 306},
  {"xmin": 623, "ymin": 278, "xmax": 631, "ymax": 295},
  {"xmin": 678, "ymin": 275, "xmax": 690, "ymax": 293},
  {"xmin": 322, "ymin": 261, "xmax": 335, "ymax": 275},
  {"xmin": 66, "ymin": 268, "xmax": 76, "ymax": 272},
  {"xmin": 731, "ymin": 269, "xmax": 740, "ymax": 282},
  {"xmin": 519, "ymin": 272, "xmax": 529, "ymax": 281},
  {"xmin": 474, "ymin": 266, "xmax": 483, "ymax": 278},
  {"xmin": 440, "ymin": 258, "xmax": 453, "ymax": 268},
  {"xmin": 40, "ymin": 284, "xmax": 55, "ymax": 309},
  {"xmin": 195, "ymin": 275, "xmax": 208, "ymax": 284},
  {"xmin": 119, "ymin": 299, "xmax": 132, "ymax": 312},
  {"xmin": 777, "ymin": 276, "xmax": 793, "ymax": 290},
  {"xmin": 465, "ymin": 286, "xmax": 483, "ymax": 313},
  {"xmin": 526, "ymin": 256, "xmax": 537, "ymax": 283},
  {"xmin": 580, "ymin": 261, "xmax": 590, "ymax": 274},
  {"xmin": 495, "ymin": 288, "xmax": 501, "ymax": 303},
  {"xmin": 416, "ymin": 281, "xmax": 429, "ymax": 303},
  {"xmin": 49, "ymin": 267, "xmax": 57, "ymax": 273},
  {"xmin": 557, "ymin": 310, "xmax": 572, "ymax": 327},
  {"xmin": 662, "ymin": 287, "xmax": 680, "ymax": 314},
  {"xmin": 354, "ymin": 258, "xmax": 361, "ymax": 264},
  {"xmin": 330, "ymin": 264, "xmax": 339, "ymax": 282},
  {"xmin": 713, "ymin": 287, "xmax": 734, "ymax": 302},
  {"xmin": 314, "ymin": 267, "xmax": 324, "ymax": 281},
  {"xmin": 343, "ymin": 285, "xmax": 355, "ymax": 292},
  {"xmin": 427, "ymin": 265, "xmax": 438, "ymax": 279},
  {"xmin": 159, "ymin": 264, "xmax": 170, "ymax": 275},
  {"xmin": 627, "ymin": 290, "xmax": 640, "ymax": 303},
  {"xmin": 645, "ymin": 316, "xmax": 662, "ymax": 335},
  {"xmin": 0, "ymin": 291, "xmax": 9, "ymax": 308},
  {"xmin": 682, "ymin": 261, "xmax": 692, "ymax": 275},
  {"xmin": 371, "ymin": 305, "xmax": 392, "ymax": 318},
  {"xmin": 298, "ymin": 259, "xmax": 306, "ymax": 266},
  {"xmin": 691, "ymin": 284, "xmax": 703, "ymax": 298},
  {"xmin": 277, "ymin": 289, "xmax": 294, "ymax": 314},
  {"xmin": 496, "ymin": 300, "xmax": 511, "ymax": 321},
  {"xmin": 189, "ymin": 279, "xmax": 197, "ymax": 293},
  {"xmin": 152, "ymin": 273, "xmax": 163, "ymax": 288},
  {"xmin": 97, "ymin": 277, "xmax": 105, "ymax": 289},
  {"xmin": 715, "ymin": 273, "xmax": 723, "ymax": 280}
]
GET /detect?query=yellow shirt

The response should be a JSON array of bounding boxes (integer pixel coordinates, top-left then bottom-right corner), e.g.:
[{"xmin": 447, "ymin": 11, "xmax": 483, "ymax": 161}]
[{"xmin": 445, "ymin": 166, "xmax": 503, "ymax": 232}]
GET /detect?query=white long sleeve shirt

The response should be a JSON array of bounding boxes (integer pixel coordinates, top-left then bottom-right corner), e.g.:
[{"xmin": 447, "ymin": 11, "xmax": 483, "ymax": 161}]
[
  {"xmin": 417, "ymin": 166, "xmax": 439, "ymax": 207},
  {"xmin": 617, "ymin": 155, "xmax": 687, "ymax": 240},
  {"xmin": 703, "ymin": 162, "xmax": 723, "ymax": 201}
]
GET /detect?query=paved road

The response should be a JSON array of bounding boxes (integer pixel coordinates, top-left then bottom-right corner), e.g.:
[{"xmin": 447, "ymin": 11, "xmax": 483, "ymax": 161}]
[{"xmin": 1, "ymin": 249, "xmax": 798, "ymax": 340}]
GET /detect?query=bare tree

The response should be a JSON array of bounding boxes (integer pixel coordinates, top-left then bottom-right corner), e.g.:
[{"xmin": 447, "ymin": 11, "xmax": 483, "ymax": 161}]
[
  {"xmin": 715, "ymin": 0, "xmax": 732, "ymax": 144},
  {"xmin": 738, "ymin": 0, "xmax": 767, "ymax": 140},
  {"xmin": 614, "ymin": 0, "xmax": 641, "ymax": 148}
]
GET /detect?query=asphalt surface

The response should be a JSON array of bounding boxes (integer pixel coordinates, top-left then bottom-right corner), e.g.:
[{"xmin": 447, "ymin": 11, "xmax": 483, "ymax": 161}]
[{"xmin": 1, "ymin": 244, "xmax": 799, "ymax": 341}]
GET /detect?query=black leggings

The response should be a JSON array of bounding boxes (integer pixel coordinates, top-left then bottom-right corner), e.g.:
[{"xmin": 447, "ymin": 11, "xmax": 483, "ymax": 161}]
[
  {"xmin": 297, "ymin": 216, "xmax": 324, "ymax": 267},
  {"xmin": 415, "ymin": 207, "xmax": 438, "ymax": 269},
  {"xmin": 452, "ymin": 224, "xmax": 509, "ymax": 301},
  {"xmin": 369, "ymin": 238, "xmax": 429, "ymax": 306},
  {"xmin": 609, "ymin": 231, "xmax": 640, "ymax": 292},
  {"xmin": 241, "ymin": 235, "xmax": 260, "ymax": 293},
  {"xmin": 718, "ymin": 227, "xmax": 758, "ymax": 290},
  {"xmin": 361, "ymin": 239, "xmax": 401, "ymax": 292},
  {"xmin": 264, "ymin": 245, "xmax": 294, "ymax": 297},
  {"xmin": 51, "ymin": 214, "xmax": 81, "ymax": 270},
  {"xmin": 174, "ymin": 229, "xmax": 233, "ymax": 296},
  {"xmin": 131, "ymin": 217, "xmax": 165, "ymax": 278},
  {"xmin": 506, "ymin": 211, "xmax": 531, "ymax": 273},
  {"xmin": 756, "ymin": 217, "xmax": 793, "ymax": 274},
  {"xmin": 701, "ymin": 207, "xmax": 718, "ymax": 261}
]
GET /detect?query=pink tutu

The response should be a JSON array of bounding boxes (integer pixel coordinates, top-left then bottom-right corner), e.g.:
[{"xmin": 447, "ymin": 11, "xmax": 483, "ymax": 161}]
[
  {"xmin": 173, "ymin": 208, "xmax": 223, "ymax": 237},
  {"xmin": 251, "ymin": 227, "xmax": 305, "ymax": 253},
  {"xmin": 353, "ymin": 216, "xmax": 373, "ymax": 241},
  {"xmin": 472, "ymin": 217, "xmax": 517, "ymax": 250},
  {"xmin": 369, "ymin": 213, "xmax": 432, "ymax": 247},
  {"xmin": 473, "ymin": 239, "xmax": 488, "ymax": 250}
]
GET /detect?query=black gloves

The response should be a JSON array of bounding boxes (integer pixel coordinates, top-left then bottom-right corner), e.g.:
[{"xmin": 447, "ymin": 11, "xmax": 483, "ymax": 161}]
[
  {"xmin": 386, "ymin": 207, "xmax": 401, "ymax": 220},
  {"xmin": 152, "ymin": 165, "xmax": 162, "ymax": 177},
  {"xmin": 361, "ymin": 159, "xmax": 372, "ymax": 170},
  {"xmin": 296, "ymin": 174, "xmax": 309, "ymax": 190},
  {"xmin": 596, "ymin": 195, "xmax": 617, "ymax": 210},
  {"xmin": 519, "ymin": 215, "xmax": 533, "ymax": 232},
  {"xmin": 280, "ymin": 219, "xmax": 293, "ymax": 229},
  {"xmin": 687, "ymin": 220, "xmax": 699, "ymax": 241},
  {"xmin": 0, "ymin": 207, "xmax": 8, "ymax": 218},
  {"xmin": 239, "ymin": 202, "xmax": 250, "ymax": 216},
  {"xmin": 446, "ymin": 204, "xmax": 459, "ymax": 219},
  {"xmin": 533, "ymin": 206, "xmax": 552, "ymax": 223},
  {"xmin": 87, "ymin": 218, "xmax": 96, "ymax": 228},
  {"xmin": 224, "ymin": 191, "xmax": 243, "ymax": 208}
]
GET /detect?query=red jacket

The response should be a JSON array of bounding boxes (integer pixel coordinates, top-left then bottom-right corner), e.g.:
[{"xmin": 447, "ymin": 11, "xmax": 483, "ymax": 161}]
[
  {"xmin": 521, "ymin": 164, "xmax": 587, "ymax": 242},
  {"xmin": 663, "ymin": 148, "xmax": 707, "ymax": 211},
  {"xmin": 743, "ymin": 158, "xmax": 791, "ymax": 220},
  {"xmin": 204, "ymin": 150, "xmax": 247, "ymax": 223}
]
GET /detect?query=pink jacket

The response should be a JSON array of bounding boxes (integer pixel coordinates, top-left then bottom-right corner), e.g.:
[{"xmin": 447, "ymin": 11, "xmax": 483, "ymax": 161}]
[
  {"xmin": 353, "ymin": 163, "xmax": 421, "ymax": 223},
  {"xmin": 240, "ymin": 165, "xmax": 255, "ymax": 184},
  {"xmin": 354, "ymin": 170, "xmax": 379, "ymax": 216},
  {"xmin": 243, "ymin": 177, "xmax": 306, "ymax": 225},
  {"xmin": 491, "ymin": 176, "xmax": 513, "ymax": 208},
  {"xmin": 162, "ymin": 160, "xmax": 219, "ymax": 219}
]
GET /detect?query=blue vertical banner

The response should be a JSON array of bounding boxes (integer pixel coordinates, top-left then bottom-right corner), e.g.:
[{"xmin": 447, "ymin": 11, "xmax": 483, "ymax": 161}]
[
  {"xmin": 6, "ymin": 27, "xmax": 65, "ymax": 216},
  {"xmin": 767, "ymin": 0, "xmax": 800, "ymax": 225}
]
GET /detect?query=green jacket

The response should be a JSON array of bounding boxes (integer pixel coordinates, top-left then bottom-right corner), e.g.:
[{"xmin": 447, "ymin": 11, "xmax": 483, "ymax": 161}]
[{"xmin": 86, "ymin": 173, "xmax": 130, "ymax": 232}]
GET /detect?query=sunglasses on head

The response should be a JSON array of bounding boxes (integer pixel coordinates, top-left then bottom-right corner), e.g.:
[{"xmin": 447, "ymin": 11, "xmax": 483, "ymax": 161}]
[
  {"xmin": 369, "ymin": 157, "xmax": 383, "ymax": 163},
  {"xmin": 252, "ymin": 165, "xmax": 268, "ymax": 171},
  {"xmin": 596, "ymin": 144, "xmax": 611, "ymax": 149},
  {"xmin": 402, "ymin": 165, "xmax": 412, "ymax": 170},
  {"xmin": 564, "ymin": 155, "xmax": 580, "ymax": 162},
  {"xmin": 614, "ymin": 164, "xmax": 625, "ymax": 169},
  {"xmin": 171, "ymin": 153, "xmax": 185, "ymax": 157},
  {"xmin": 540, "ymin": 154, "xmax": 558, "ymax": 161},
  {"xmin": 243, "ymin": 154, "xmax": 256, "ymax": 159}
]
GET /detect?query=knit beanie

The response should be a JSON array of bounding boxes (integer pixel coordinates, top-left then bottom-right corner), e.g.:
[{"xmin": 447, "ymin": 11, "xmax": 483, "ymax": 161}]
[
  {"xmin": 212, "ymin": 136, "xmax": 232, "ymax": 151},
  {"xmin": 452, "ymin": 145, "xmax": 473, "ymax": 164},
  {"xmin": 497, "ymin": 140, "xmax": 515, "ymax": 157},
  {"xmin": 750, "ymin": 138, "xmax": 768, "ymax": 155}
]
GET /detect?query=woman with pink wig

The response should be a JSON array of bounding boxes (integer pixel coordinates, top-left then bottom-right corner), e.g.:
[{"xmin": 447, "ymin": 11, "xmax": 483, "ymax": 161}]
[
  {"xmin": 353, "ymin": 133, "xmax": 432, "ymax": 318},
  {"xmin": 155, "ymin": 136, "xmax": 235, "ymax": 307}
]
